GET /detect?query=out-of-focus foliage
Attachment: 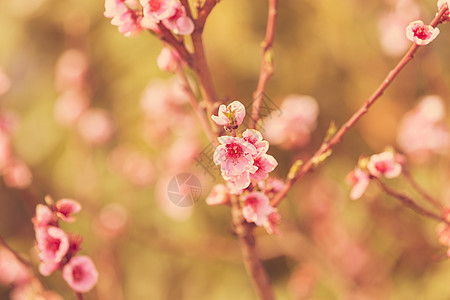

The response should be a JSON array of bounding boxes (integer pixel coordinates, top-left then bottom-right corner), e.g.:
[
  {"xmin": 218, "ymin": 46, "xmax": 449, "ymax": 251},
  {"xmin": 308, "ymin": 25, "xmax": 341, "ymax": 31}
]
[{"xmin": 1, "ymin": 0, "xmax": 450, "ymax": 299}]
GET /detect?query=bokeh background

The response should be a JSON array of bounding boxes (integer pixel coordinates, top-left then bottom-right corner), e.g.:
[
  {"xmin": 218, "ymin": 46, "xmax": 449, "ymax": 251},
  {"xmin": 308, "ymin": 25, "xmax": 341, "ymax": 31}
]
[{"xmin": 1, "ymin": 0, "xmax": 450, "ymax": 299}]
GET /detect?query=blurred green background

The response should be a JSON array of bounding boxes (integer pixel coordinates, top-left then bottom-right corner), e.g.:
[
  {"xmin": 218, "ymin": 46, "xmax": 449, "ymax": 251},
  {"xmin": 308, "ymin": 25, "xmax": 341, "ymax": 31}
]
[{"xmin": 1, "ymin": 0, "xmax": 450, "ymax": 299}]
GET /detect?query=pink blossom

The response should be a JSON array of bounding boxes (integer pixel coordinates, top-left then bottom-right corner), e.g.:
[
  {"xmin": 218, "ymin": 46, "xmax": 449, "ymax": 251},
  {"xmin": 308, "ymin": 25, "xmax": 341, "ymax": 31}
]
[
  {"xmin": 250, "ymin": 154, "xmax": 278, "ymax": 182},
  {"xmin": 242, "ymin": 192, "xmax": 276, "ymax": 227},
  {"xmin": 54, "ymin": 90, "xmax": 90, "ymax": 127},
  {"xmin": 54, "ymin": 49, "xmax": 88, "ymax": 92},
  {"xmin": 206, "ymin": 184, "xmax": 230, "ymax": 206},
  {"xmin": 211, "ymin": 101, "xmax": 246, "ymax": 129},
  {"xmin": 36, "ymin": 226, "xmax": 69, "ymax": 263},
  {"xmin": 32, "ymin": 204, "xmax": 55, "ymax": 229},
  {"xmin": 0, "ymin": 247, "xmax": 30, "ymax": 285},
  {"xmin": 214, "ymin": 136, "xmax": 257, "ymax": 179},
  {"xmin": 55, "ymin": 199, "xmax": 82, "ymax": 223},
  {"xmin": 346, "ymin": 168, "xmax": 370, "ymax": 200},
  {"xmin": 0, "ymin": 130, "xmax": 12, "ymax": 173},
  {"xmin": 3, "ymin": 159, "xmax": 33, "ymax": 189},
  {"xmin": 140, "ymin": 0, "xmax": 177, "ymax": 23},
  {"xmin": 263, "ymin": 95, "xmax": 319, "ymax": 149},
  {"xmin": 367, "ymin": 151, "xmax": 402, "ymax": 178},
  {"xmin": 223, "ymin": 170, "xmax": 255, "ymax": 193},
  {"xmin": 242, "ymin": 129, "xmax": 269, "ymax": 156},
  {"xmin": 62, "ymin": 256, "xmax": 98, "ymax": 293},
  {"xmin": 109, "ymin": 146, "xmax": 154, "ymax": 186},
  {"xmin": 105, "ymin": 0, "xmax": 142, "ymax": 37},
  {"xmin": 397, "ymin": 95, "xmax": 449, "ymax": 162},
  {"xmin": 157, "ymin": 47, "xmax": 183, "ymax": 72},
  {"xmin": 258, "ymin": 177, "xmax": 285, "ymax": 196},
  {"xmin": 95, "ymin": 203, "xmax": 128, "ymax": 239},
  {"xmin": 162, "ymin": 2, "xmax": 194, "ymax": 35},
  {"xmin": 406, "ymin": 20, "xmax": 439, "ymax": 45}
]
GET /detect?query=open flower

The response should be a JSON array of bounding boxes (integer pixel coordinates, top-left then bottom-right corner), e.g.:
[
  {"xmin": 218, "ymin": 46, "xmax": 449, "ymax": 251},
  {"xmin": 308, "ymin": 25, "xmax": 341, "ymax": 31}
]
[
  {"xmin": 36, "ymin": 226, "xmax": 69, "ymax": 263},
  {"xmin": 242, "ymin": 129, "xmax": 269, "ymax": 156},
  {"xmin": 140, "ymin": 0, "xmax": 177, "ymax": 23},
  {"xmin": 162, "ymin": 2, "xmax": 194, "ymax": 35},
  {"xmin": 62, "ymin": 256, "xmax": 98, "ymax": 293},
  {"xmin": 346, "ymin": 168, "xmax": 370, "ymax": 200},
  {"xmin": 211, "ymin": 101, "xmax": 246, "ymax": 129},
  {"xmin": 242, "ymin": 192, "xmax": 276, "ymax": 227},
  {"xmin": 213, "ymin": 136, "xmax": 257, "ymax": 177},
  {"xmin": 55, "ymin": 199, "xmax": 82, "ymax": 223},
  {"xmin": 105, "ymin": 0, "xmax": 142, "ymax": 37},
  {"xmin": 250, "ymin": 154, "xmax": 278, "ymax": 182},
  {"xmin": 367, "ymin": 151, "xmax": 402, "ymax": 178},
  {"xmin": 406, "ymin": 20, "xmax": 439, "ymax": 45}
]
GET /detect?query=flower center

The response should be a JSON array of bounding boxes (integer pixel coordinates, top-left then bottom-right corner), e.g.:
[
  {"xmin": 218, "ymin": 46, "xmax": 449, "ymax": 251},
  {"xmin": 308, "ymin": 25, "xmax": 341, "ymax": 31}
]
[
  {"xmin": 413, "ymin": 26, "xmax": 430, "ymax": 40},
  {"xmin": 374, "ymin": 161, "xmax": 389, "ymax": 173},
  {"xmin": 226, "ymin": 142, "xmax": 244, "ymax": 160},
  {"xmin": 149, "ymin": 0, "xmax": 161, "ymax": 11},
  {"xmin": 72, "ymin": 265, "xmax": 84, "ymax": 282},
  {"xmin": 46, "ymin": 236, "xmax": 62, "ymax": 253}
]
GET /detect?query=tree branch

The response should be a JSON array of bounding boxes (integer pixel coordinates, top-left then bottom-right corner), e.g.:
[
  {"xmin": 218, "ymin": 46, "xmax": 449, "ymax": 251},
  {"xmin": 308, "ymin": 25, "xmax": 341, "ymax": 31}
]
[
  {"xmin": 270, "ymin": 7, "xmax": 448, "ymax": 207},
  {"xmin": 252, "ymin": 0, "xmax": 278, "ymax": 128},
  {"xmin": 230, "ymin": 195, "xmax": 276, "ymax": 300}
]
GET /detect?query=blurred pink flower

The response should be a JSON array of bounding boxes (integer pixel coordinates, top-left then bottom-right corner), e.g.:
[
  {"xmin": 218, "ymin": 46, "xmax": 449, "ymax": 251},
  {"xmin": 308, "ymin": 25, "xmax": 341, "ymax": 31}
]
[
  {"xmin": 157, "ymin": 47, "xmax": 183, "ymax": 72},
  {"xmin": 0, "ymin": 247, "xmax": 30, "ymax": 286},
  {"xmin": 211, "ymin": 101, "xmax": 246, "ymax": 129},
  {"xmin": 258, "ymin": 177, "xmax": 285, "ymax": 196},
  {"xmin": 346, "ymin": 167, "xmax": 370, "ymax": 200},
  {"xmin": 223, "ymin": 170, "xmax": 254, "ymax": 193},
  {"xmin": 55, "ymin": 199, "xmax": 82, "ymax": 223},
  {"xmin": 214, "ymin": 136, "xmax": 257, "ymax": 177},
  {"xmin": 39, "ymin": 260, "xmax": 60, "ymax": 276},
  {"xmin": 54, "ymin": 90, "xmax": 90, "ymax": 127},
  {"xmin": 54, "ymin": 49, "xmax": 88, "ymax": 92},
  {"xmin": 406, "ymin": 20, "xmax": 439, "ymax": 45},
  {"xmin": 397, "ymin": 95, "xmax": 449, "ymax": 162},
  {"xmin": 32, "ymin": 204, "xmax": 55, "ymax": 229},
  {"xmin": 242, "ymin": 192, "xmax": 276, "ymax": 227},
  {"xmin": 206, "ymin": 184, "xmax": 229, "ymax": 206},
  {"xmin": 36, "ymin": 226, "xmax": 69, "ymax": 263},
  {"xmin": 62, "ymin": 256, "xmax": 98, "ymax": 293},
  {"xmin": 263, "ymin": 210, "xmax": 281, "ymax": 235},
  {"xmin": 109, "ymin": 146, "xmax": 154, "ymax": 186},
  {"xmin": 250, "ymin": 154, "xmax": 278, "ymax": 182},
  {"xmin": 162, "ymin": 2, "xmax": 194, "ymax": 35},
  {"xmin": 263, "ymin": 94, "xmax": 319, "ymax": 149},
  {"xmin": 0, "ymin": 130, "xmax": 12, "ymax": 173},
  {"xmin": 95, "ymin": 203, "xmax": 128, "ymax": 239},
  {"xmin": 367, "ymin": 151, "xmax": 402, "ymax": 178},
  {"xmin": 3, "ymin": 159, "xmax": 33, "ymax": 189},
  {"xmin": 77, "ymin": 109, "xmax": 115, "ymax": 146}
]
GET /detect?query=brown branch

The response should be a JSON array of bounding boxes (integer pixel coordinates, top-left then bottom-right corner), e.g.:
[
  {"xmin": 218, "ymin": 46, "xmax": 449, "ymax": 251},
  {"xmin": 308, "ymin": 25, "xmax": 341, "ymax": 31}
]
[
  {"xmin": 402, "ymin": 168, "xmax": 443, "ymax": 210},
  {"xmin": 270, "ymin": 7, "xmax": 448, "ymax": 207},
  {"xmin": 156, "ymin": 24, "xmax": 193, "ymax": 67},
  {"xmin": 179, "ymin": 0, "xmax": 193, "ymax": 20},
  {"xmin": 76, "ymin": 292, "xmax": 84, "ymax": 300},
  {"xmin": 230, "ymin": 195, "xmax": 276, "ymax": 300},
  {"xmin": 196, "ymin": 0, "xmax": 220, "ymax": 30},
  {"xmin": 252, "ymin": 0, "xmax": 278, "ymax": 128},
  {"xmin": 374, "ymin": 178, "xmax": 446, "ymax": 223},
  {"xmin": 174, "ymin": 63, "xmax": 218, "ymax": 145}
]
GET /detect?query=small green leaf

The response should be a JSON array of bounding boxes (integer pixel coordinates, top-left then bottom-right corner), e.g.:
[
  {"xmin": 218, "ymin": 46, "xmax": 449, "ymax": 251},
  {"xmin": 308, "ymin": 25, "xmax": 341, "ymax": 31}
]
[{"xmin": 288, "ymin": 160, "xmax": 303, "ymax": 180}]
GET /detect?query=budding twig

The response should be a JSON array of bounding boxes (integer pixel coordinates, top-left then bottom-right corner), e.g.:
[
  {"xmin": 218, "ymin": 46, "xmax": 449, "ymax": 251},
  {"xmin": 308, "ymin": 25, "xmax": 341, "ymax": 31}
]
[{"xmin": 270, "ymin": 6, "xmax": 449, "ymax": 207}]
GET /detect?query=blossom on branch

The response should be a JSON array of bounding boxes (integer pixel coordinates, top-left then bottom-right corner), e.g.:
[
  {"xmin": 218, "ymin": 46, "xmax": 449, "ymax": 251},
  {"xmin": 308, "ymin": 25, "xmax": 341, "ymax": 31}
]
[
  {"xmin": 105, "ymin": 0, "xmax": 142, "ymax": 37},
  {"xmin": 211, "ymin": 101, "xmax": 246, "ymax": 129},
  {"xmin": 367, "ymin": 151, "xmax": 402, "ymax": 178},
  {"xmin": 346, "ymin": 167, "xmax": 370, "ymax": 200},
  {"xmin": 406, "ymin": 20, "xmax": 439, "ymax": 45},
  {"xmin": 62, "ymin": 256, "xmax": 99, "ymax": 293}
]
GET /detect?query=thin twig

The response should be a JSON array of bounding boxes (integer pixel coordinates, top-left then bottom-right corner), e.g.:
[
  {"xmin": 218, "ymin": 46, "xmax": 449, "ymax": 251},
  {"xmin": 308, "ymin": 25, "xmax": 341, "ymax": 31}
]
[
  {"xmin": 402, "ymin": 168, "xmax": 443, "ymax": 210},
  {"xmin": 252, "ymin": 0, "xmax": 278, "ymax": 128},
  {"xmin": 76, "ymin": 292, "xmax": 84, "ymax": 300},
  {"xmin": 230, "ymin": 195, "xmax": 276, "ymax": 300},
  {"xmin": 174, "ymin": 62, "xmax": 218, "ymax": 145},
  {"xmin": 196, "ymin": 0, "xmax": 220, "ymax": 30},
  {"xmin": 156, "ymin": 24, "xmax": 193, "ymax": 67},
  {"xmin": 270, "ymin": 7, "xmax": 448, "ymax": 207},
  {"xmin": 374, "ymin": 178, "xmax": 446, "ymax": 223}
]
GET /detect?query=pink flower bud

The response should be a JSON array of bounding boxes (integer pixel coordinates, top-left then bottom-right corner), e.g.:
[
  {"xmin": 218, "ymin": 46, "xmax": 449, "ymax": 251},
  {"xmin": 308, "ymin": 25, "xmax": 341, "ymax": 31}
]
[
  {"xmin": 367, "ymin": 151, "xmax": 402, "ymax": 178},
  {"xmin": 242, "ymin": 192, "xmax": 276, "ymax": 228},
  {"xmin": 62, "ymin": 256, "xmax": 98, "ymax": 293},
  {"xmin": 32, "ymin": 204, "xmax": 55, "ymax": 229},
  {"xmin": 346, "ymin": 168, "xmax": 370, "ymax": 200},
  {"xmin": 211, "ymin": 101, "xmax": 246, "ymax": 129},
  {"xmin": 3, "ymin": 159, "xmax": 33, "ymax": 189},
  {"xmin": 157, "ymin": 47, "xmax": 183, "ymax": 73}
]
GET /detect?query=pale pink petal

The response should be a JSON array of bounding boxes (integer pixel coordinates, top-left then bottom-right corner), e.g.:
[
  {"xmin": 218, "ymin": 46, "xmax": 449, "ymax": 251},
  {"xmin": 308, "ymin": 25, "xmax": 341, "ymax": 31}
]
[
  {"xmin": 242, "ymin": 192, "xmax": 275, "ymax": 227},
  {"xmin": 39, "ymin": 260, "xmax": 60, "ymax": 276},
  {"xmin": 55, "ymin": 199, "xmax": 82, "ymax": 223},
  {"xmin": 62, "ymin": 256, "xmax": 98, "ymax": 293},
  {"xmin": 206, "ymin": 184, "xmax": 229, "ymax": 206},
  {"xmin": 36, "ymin": 227, "xmax": 69, "ymax": 263},
  {"xmin": 346, "ymin": 168, "xmax": 370, "ymax": 200},
  {"xmin": 32, "ymin": 204, "xmax": 55, "ymax": 229}
]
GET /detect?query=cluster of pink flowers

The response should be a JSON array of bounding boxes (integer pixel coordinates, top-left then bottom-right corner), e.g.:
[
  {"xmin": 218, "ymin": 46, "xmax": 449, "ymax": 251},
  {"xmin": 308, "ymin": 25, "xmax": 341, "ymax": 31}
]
[
  {"xmin": 210, "ymin": 100, "xmax": 281, "ymax": 233},
  {"xmin": 397, "ymin": 95, "xmax": 449, "ymax": 163},
  {"xmin": 32, "ymin": 196, "xmax": 98, "ymax": 294},
  {"xmin": 263, "ymin": 94, "xmax": 319, "ymax": 149},
  {"xmin": 347, "ymin": 150, "xmax": 403, "ymax": 200},
  {"xmin": 104, "ymin": 0, "xmax": 194, "ymax": 37}
]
